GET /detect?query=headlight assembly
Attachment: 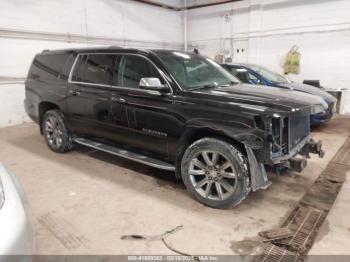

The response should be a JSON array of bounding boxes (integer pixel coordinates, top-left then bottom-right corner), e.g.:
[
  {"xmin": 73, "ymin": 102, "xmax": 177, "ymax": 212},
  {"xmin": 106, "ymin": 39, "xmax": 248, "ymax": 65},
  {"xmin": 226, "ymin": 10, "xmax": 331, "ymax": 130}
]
[{"xmin": 311, "ymin": 104, "xmax": 327, "ymax": 115}]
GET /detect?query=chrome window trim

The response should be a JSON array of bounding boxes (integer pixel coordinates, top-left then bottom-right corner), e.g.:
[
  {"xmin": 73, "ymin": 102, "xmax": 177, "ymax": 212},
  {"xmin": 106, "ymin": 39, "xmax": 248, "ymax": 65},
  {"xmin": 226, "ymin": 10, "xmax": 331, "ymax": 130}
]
[{"xmin": 68, "ymin": 52, "xmax": 173, "ymax": 95}]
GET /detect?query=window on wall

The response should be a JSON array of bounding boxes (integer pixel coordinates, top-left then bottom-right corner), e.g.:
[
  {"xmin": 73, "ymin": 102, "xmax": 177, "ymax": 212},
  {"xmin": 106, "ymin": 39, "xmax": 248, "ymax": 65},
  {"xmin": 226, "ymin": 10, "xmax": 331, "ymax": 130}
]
[
  {"xmin": 117, "ymin": 55, "xmax": 163, "ymax": 89},
  {"xmin": 72, "ymin": 54, "xmax": 117, "ymax": 86}
]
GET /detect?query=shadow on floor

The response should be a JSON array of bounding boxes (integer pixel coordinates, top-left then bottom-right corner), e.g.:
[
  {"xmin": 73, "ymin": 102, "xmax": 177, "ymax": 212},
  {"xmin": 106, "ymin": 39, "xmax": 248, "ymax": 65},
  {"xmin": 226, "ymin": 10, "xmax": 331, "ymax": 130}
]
[
  {"xmin": 312, "ymin": 115, "xmax": 350, "ymax": 136},
  {"xmin": 3, "ymin": 129, "xmax": 318, "ymax": 214}
]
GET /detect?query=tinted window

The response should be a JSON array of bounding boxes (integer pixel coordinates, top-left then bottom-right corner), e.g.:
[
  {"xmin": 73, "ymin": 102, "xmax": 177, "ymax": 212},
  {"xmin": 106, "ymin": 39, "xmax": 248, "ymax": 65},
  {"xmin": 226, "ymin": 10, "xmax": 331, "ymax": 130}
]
[
  {"xmin": 29, "ymin": 54, "xmax": 68, "ymax": 80},
  {"xmin": 59, "ymin": 53, "xmax": 75, "ymax": 81},
  {"xmin": 117, "ymin": 55, "xmax": 162, "ymax": 89},
  {"xmin": 72, "ymin": 54, "xmax": 116, "ymax": 85},
  {"xmin": 227, "ymin": 67, "xmax": 260, "ymax": 84},
  {"xmin": 249, "ymin": 65, "xmax": 288, "ymax": 84},
  {"xmin": 72, "ymin": 55, "xmax": 87, "ymax": 82}
]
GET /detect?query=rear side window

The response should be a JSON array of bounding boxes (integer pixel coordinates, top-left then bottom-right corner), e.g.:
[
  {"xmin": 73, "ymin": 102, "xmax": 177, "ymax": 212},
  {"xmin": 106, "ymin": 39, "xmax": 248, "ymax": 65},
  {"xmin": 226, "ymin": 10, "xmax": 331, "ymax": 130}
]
[
  {"xmin": 59, "ymin": 53, "xmax": 76, "ymax": 81},
  {"xmin": 29, "ymin": 54, "xmax": 68, "ymax": 80},
  {"xmin": 71, "ymin": 54, "xmax": 117, "ymax": 86}
]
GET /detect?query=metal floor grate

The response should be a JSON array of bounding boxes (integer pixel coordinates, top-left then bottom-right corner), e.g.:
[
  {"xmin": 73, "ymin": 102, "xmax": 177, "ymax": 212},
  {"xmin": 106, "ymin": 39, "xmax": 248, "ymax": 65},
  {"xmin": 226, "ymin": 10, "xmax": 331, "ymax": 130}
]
[
  {"xmin": 256, "ymin": 136, "xmax": 350, "ymax": 262},
  {"xmin": 319, "ymin": 162, "xmax": 347, "ymax": 183},
  {"xmin": 279, "ymin": 206, "xmax": 326, "ymax": 254},
  {"xmin": 331, "ymin": 137, "xmax": 350, "ymax": 166},
  {"xmin": 256, "ymin": 243, "xmax": 301, "ymax": 262}
]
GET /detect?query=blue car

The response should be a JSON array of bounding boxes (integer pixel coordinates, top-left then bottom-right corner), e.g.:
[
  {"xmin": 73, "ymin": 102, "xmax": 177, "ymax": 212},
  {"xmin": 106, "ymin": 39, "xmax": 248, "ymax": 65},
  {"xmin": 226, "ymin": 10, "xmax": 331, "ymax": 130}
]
[{"xmin": 221, "ymin": 63, "xmax": 337, "ymax": 125}]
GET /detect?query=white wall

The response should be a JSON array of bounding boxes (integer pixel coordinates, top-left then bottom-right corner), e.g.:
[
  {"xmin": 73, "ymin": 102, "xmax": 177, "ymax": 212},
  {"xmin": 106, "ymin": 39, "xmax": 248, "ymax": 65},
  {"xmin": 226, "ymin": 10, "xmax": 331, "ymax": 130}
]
[
  {"xmin": 0, "ymin": 0, "xmax": 184, "ymax": 78},
  {"xmin": 0, "ymin": 0, "xmax": 184, "ymax": 127},
  {"xmin": 1, "ymin": 0, "xmax": 350, "ymax": 128},
  {"xmin": 187, "ymin": 0, "xmax": 350, "ymax": 114}
]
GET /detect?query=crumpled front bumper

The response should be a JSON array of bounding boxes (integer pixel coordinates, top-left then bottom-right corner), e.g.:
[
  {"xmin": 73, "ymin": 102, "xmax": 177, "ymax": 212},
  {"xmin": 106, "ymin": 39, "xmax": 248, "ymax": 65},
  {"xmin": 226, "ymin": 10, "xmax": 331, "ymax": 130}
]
[
  {"xmin": 246, "ymin": 137, "xmax": 325, "ymax": 192},
  {"xmin": 0, "ymin": 164, "xmax": 33, "ymax": 260}
]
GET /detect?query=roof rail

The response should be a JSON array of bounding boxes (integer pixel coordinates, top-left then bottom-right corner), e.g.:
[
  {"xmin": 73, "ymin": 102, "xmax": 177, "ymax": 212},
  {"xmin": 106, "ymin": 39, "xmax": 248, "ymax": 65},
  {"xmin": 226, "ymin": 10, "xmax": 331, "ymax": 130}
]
[
  {"xmin": 41, "ymin": 49, "xmax": 50, "ymax": 53},
  {"xmin": 108, "ymin": 46, "xmax": 123, "ymax": 49}
]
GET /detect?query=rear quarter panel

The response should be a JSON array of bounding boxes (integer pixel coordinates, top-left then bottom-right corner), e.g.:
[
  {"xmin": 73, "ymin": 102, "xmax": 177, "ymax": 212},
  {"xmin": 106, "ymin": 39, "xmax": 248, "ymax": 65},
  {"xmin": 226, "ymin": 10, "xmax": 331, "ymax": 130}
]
[{"xmin": 24, "ymin": 51, "xmax": 76, "ymax": 123}]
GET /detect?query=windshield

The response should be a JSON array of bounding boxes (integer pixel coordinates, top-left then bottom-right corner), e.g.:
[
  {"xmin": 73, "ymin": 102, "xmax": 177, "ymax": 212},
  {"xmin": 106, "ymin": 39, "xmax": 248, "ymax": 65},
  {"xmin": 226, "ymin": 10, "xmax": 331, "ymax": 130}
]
[
  {"xmin": 155, "ymin": 51, "xmax": 240, "ymax": 90},
  {"xmin": 250, "ymin": 65, "xmax": 288, "ymax": 84}
]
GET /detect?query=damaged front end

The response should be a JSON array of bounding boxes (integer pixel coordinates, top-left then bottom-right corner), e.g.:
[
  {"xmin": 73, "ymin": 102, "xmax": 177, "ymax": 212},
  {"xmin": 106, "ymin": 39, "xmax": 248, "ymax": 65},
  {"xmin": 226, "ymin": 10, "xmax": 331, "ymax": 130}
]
[{"xmin": 240, "ymin": 108, "xmax": 325, "ymax": 192}]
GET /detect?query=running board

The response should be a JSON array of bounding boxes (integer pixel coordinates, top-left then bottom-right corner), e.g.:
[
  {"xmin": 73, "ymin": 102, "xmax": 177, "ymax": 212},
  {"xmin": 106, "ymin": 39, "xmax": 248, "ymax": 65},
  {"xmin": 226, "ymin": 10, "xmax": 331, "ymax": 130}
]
[{"xmin": 73, "ymin": 138, "xmax": 175, "ymax": 171}]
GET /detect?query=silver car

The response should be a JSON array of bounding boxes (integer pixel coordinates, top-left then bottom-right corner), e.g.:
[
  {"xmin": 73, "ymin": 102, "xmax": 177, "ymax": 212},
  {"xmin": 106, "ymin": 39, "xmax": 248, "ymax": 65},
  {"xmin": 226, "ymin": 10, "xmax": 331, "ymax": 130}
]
[{"xmin": 0, "ymin": 163, "xmax": 33, "ymax": 260}]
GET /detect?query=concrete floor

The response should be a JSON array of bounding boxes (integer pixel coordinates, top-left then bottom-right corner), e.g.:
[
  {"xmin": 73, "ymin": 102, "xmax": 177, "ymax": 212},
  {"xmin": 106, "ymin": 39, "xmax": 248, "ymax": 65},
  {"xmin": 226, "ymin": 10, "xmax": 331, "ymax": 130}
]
[{"xmin": 0, "ymin": 116, "xmax": 349, "ymax": 255}]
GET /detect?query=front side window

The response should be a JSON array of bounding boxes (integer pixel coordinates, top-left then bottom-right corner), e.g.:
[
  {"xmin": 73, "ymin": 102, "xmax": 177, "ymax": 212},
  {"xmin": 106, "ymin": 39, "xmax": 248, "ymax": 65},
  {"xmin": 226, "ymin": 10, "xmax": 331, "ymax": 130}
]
[
  {"xmin": 72, "ymin": 54, "xmax": 116, "ymax": 86},
  {"xmin": 117, "ymin": 55, "xmax": 163, "ymax": 89},
  {"xmin": 227, "ymin": 67, "xmax": 261, "ymax": 84},
  {"xmin": 155, "ymin": 51, "xmax": 240, "ymax": 90},
  {"xmin": 250, "ymin": 65, "xmax": 288, "ymax": 84}
]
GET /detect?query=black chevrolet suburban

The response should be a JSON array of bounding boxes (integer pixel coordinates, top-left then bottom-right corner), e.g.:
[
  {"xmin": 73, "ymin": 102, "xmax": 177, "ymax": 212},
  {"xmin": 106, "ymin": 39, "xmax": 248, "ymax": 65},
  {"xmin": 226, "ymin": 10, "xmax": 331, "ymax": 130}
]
[{"xmin": 25, "ymin": 47, "xmax": 325, "ymax": 209}]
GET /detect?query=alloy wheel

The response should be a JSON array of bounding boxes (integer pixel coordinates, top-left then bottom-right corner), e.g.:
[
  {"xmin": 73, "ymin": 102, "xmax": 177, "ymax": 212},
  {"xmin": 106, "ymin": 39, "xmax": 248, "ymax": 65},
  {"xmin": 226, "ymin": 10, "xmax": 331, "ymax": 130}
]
[
  {"xmin": 188, "ymin": 151, "xmax": 238, "ymax": 201},
  {"xmin": 45, "ymin": 116, "xmax": 63, "ymax": 149}
]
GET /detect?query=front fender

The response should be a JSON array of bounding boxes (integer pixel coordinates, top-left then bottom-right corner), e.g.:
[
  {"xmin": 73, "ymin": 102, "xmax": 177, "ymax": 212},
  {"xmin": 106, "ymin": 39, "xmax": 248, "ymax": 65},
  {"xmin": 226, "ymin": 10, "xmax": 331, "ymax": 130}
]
[
  {"xmin": 184, "ymin": 118, "xmax": 266, "ymax": 149},
  {"xmin": 179, "ymin": 118, "xmax": 272, "ymax": 192}
]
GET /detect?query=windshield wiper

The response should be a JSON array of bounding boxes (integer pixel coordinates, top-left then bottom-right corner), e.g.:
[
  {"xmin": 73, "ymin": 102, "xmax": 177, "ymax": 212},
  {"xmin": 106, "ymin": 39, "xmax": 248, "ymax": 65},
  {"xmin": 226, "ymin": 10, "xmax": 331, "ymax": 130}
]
[
  {"xmin": 190, "ymin": 81, "xmax": 238, "ymax": 91},
  {"xmin": 190, "ymin": 83, "xmax": 218, "ymax": 91},
  {"xmin": 218, "ymin": 81, "xmax": 239, "ymax": 87}
]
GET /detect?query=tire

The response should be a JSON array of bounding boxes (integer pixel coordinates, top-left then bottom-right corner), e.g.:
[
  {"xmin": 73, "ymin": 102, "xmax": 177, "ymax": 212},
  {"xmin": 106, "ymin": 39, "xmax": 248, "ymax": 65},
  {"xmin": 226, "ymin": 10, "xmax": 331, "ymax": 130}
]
[
  {"xmin": 181, "ymin": 138, "xmax": 250, "ymax": 209},
  {"xmin": 42, "ymin": 109, "xmax": 73, "ymax": 153}
]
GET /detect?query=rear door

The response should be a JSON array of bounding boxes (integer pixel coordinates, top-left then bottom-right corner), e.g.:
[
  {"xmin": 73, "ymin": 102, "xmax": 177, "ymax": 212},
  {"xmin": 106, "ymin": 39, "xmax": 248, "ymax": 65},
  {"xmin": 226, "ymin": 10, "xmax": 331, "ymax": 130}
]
[{"xmin": 66, "ymin": 53, "xmax": 130, "ymax": 142}]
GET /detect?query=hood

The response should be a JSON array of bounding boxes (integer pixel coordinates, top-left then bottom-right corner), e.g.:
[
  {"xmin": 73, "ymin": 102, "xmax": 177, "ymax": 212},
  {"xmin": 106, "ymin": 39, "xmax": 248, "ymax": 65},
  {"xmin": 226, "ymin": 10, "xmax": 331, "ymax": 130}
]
[
  {"xmin": 275, "ymin": 82, "xmax": 337, "ymax": 104},
  {"xmin": 188, "ymin": 84, "xmax": 328, "ymax": 114}
]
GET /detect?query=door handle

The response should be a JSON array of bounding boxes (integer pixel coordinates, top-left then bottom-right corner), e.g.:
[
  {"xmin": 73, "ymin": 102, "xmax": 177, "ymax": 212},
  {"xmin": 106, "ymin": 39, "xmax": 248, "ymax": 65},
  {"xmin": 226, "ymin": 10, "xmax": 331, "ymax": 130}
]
[
  {"xmin": 111, "ymin": 97, "xmax": 127, "ymax": 104},
  {"xmin": 69, "ymin": 89, "xmax": 81, "ymax": 96}
]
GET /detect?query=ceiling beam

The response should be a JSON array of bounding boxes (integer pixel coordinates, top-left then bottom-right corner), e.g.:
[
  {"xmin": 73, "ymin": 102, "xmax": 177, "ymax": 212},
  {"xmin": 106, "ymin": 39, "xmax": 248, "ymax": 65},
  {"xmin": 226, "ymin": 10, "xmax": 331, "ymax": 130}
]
[
  {"xmin": 129, "ymin": 0, "xmax": 181, "ymax": 11},
  {"xmin": 185, "ymin": 0, "xmax": 244, "ymax": 10},
  {"xmin": 129, "ymin": 0, "xmax": 243, "ymax": 11}
]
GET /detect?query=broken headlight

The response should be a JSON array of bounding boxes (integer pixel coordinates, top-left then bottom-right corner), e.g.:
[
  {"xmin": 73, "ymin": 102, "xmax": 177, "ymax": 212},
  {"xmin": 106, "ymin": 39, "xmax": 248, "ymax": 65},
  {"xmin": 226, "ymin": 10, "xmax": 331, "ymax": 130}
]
[{"xmin": 0, "ymin": 177, "xmax": 4, "ymax": 209}]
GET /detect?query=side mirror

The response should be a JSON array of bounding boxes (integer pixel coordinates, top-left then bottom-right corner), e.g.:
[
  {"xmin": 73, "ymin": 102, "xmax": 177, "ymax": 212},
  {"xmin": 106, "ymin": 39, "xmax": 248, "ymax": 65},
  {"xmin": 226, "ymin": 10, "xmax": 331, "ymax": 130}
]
[{"xmin": 139, "ymin": 78, "xmax": 170, "ymax": 93}]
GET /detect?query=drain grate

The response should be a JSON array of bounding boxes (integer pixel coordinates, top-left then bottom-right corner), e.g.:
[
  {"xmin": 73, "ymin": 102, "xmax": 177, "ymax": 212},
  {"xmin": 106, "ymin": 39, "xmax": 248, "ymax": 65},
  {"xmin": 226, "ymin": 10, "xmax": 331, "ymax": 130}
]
[
  {"xmin": 256, "ymin": 137, "xmax": 350, "ymax": 261},
  {"xmin": 259, "ymin": 228, "xmax": 293, "ymax": 242},
  {"xmin": 257, "ymin": 243, "xmax": 301, "ymax": 262},
  {"xmin": 319, "ymin": 162, "xmax": 347, "ymax": 183},
  {"xmin": 278, "ymin": 206, "xmax": 326, "ymax": 254},
  {"xmin": 300, "ymin": 176, "xmax": 343, "ymax": 211},
  {"xmin": 331, "ymin": 137, "xmax": 350, "ymax": 166}
]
